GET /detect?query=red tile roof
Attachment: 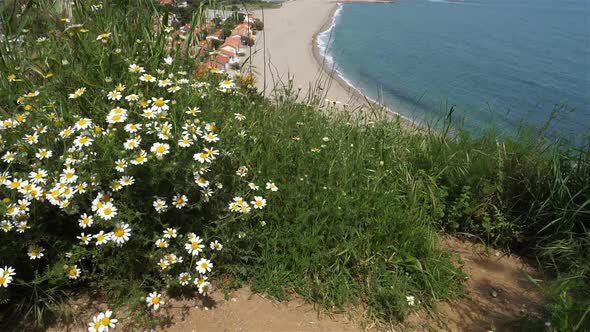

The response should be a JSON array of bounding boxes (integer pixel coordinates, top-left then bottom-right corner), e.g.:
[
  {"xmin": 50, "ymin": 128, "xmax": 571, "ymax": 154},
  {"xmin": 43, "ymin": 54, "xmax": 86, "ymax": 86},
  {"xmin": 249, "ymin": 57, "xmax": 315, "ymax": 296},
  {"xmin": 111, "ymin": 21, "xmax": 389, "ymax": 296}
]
[
  {"xmin": 206, "ymin": 30, "xmax": 223, "ymax": 40},
  {"xmin": 221, "ymin": 35, "xmax": 241, "ymax": 50},
  {"xmin": 215, "ymin": 54, "xmax": 230, "ymax": 64},
  {"xmin": 217, "ymin": 48, "xmax": 236, "ymax": 58}
]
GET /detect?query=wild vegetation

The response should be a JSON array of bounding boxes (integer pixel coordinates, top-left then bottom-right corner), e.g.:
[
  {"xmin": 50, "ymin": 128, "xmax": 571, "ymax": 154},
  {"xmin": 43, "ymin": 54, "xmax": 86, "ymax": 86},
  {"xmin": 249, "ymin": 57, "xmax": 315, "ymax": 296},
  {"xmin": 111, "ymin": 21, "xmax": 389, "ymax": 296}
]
[{"xmin": 0, "ymin": 0, "xmax": 588, "ymax": 330}]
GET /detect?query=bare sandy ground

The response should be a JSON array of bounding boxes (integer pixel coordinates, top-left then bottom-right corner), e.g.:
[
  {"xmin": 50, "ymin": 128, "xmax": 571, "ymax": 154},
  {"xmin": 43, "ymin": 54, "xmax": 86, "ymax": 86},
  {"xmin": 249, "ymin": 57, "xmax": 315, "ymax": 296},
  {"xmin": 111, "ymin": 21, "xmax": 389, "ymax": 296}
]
[{"xmin": 47, "ymin": 238, "xmax": 542, "ymax": 332}]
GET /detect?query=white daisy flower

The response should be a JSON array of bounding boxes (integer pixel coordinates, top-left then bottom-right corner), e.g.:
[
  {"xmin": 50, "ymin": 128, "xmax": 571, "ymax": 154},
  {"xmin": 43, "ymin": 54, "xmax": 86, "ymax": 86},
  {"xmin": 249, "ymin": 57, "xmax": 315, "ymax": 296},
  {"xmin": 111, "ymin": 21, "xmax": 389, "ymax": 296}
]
[
  {"xmin": 67, "ymin": 265, "xmax": 81, "ymax": 280},
  {"xmin": 153, "ymin": 198, "xmax": 168, "ymax": 213},
  {"xmin": 146, "ymin": 291, "xmax": 164, "ymax": 310},
  {"xmin": 210, "ymin": 240, "xmax": 223, "ymax": 251},
  {"xmin": 185, "ymin": 236, "xmax": 204, "ymax": 256}
]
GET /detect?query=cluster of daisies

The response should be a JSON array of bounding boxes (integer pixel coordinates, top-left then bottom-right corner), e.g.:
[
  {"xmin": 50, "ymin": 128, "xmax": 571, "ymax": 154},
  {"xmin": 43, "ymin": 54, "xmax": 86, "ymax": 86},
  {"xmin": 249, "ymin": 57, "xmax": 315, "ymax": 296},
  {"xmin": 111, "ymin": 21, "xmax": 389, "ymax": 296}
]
[
  {"xmin": 1, "ymin": 14, "xmax": 280, "ymax": 327},
  {"xmin": 150, "ymin": 227, "xmax": 219, "ymax": 301},
  {"xmin": 2, "ymin": 52, "xmax": 281, "ymax": 315}
]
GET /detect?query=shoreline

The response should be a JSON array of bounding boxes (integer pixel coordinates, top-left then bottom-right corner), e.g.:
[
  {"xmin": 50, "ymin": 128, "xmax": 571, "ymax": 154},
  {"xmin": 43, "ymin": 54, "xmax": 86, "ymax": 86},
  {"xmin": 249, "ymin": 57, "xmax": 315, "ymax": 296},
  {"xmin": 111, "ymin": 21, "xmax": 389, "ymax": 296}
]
[
  {"xmin": 311, "ymin": 2, "xmax": 418, "ymax": 126},
  {"xmin": 250, "ymin": 0, "xmax": 417, "ymax": 127}
]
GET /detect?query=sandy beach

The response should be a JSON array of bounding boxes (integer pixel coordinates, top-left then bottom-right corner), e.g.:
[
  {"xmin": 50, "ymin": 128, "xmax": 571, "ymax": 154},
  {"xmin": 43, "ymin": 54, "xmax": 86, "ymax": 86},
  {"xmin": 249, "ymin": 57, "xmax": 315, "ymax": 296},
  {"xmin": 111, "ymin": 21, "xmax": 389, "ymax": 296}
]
[{"xmin": 250, "ymin": 0, "xmax": 379, "ymax": 110}]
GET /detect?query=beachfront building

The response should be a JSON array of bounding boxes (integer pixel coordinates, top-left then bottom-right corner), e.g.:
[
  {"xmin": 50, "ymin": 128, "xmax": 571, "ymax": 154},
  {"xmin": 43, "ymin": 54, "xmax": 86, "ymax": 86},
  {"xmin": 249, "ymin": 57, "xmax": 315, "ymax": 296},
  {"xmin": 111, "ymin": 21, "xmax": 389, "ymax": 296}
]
[
  {"xmin": 205, "ymin": 30, "xmax": 223, "ymax": 41},
  {"xmin": 217, "ymin": 48, "xmax": 240, "ymax": 64},
  {"xmin": 219, "ymin": 35, "xmax": 242, "ymax": 56},
  {"xmin": 232, "ymin": 23, "xmax": 252, "ymax": 39}
]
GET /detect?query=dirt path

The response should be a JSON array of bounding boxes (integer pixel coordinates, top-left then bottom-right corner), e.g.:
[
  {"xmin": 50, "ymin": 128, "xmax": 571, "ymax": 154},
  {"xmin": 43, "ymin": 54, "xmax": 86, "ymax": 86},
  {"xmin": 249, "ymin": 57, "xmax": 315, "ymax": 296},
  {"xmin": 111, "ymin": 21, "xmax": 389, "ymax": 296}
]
[
  {"xmin": 48, "ymin": 238, "xmax": 543, "ymax": 331},
  {"xmin": 158, "ymin": 287, "xmax": 364, "ymax": 332},
  {"xmin": 158, "ymin": 238, "xmax": 543, "ymax": 332},
  {"xmin": 402, "ymin": 238, "xmax": 543, "ymax": 331}
]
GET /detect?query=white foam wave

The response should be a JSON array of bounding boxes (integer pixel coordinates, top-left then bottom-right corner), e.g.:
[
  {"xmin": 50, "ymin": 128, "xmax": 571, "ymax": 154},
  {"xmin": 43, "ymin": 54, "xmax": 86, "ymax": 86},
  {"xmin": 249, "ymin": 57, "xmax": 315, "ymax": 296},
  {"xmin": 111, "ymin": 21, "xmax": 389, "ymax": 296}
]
[
  {"xmin": 317, "ymin": 3, "xmax": 343, "ymax": 69},
  {"xmin": 315, "ymin": 4, "xmax": 417, "ymax": 125}
]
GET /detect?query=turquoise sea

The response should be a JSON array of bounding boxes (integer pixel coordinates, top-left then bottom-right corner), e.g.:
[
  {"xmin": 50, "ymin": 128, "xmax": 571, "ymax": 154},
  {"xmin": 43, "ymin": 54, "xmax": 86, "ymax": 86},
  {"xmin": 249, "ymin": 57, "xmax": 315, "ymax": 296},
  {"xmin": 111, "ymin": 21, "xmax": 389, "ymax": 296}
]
[{"xmin": 319, "ymin": 0, "xmax": 590, "ymax": 137}]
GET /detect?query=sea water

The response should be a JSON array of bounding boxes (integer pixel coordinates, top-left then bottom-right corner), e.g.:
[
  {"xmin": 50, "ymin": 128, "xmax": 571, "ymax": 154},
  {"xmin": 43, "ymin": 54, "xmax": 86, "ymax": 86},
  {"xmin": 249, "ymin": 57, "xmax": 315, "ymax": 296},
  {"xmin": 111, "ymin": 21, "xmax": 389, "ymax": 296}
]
[{"xmin": 320, "ymin": 0, "xmax": 590, "ymax": 137}]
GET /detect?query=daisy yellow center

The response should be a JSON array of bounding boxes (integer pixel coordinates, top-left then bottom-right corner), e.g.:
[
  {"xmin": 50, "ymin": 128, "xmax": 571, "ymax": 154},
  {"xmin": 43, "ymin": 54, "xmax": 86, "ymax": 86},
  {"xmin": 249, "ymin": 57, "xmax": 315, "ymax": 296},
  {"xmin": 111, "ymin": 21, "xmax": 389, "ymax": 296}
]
[
  {"xmin": 200, "ymin": 153, "xmax": 207, "ymax": 159},
  {"xmin": 103, "ymin": 208, "xmax": 112, "ymax": 215},
  {"xmin": 31, "ymin": 250, "xmax": 39, "ymax": 256},
  {"xmin": 78, "ymin": 119, "xmax": 87, "ymax": 126},
  {"xmin": 144, "ymin": 75, "xmax": 153, "ymax": 80},
  {"xmin": 135, "ymin": 155, "xmax": 145, "ymax": 162},
  {"xmin": 35, "ymin": 174, "xmax": 43, "ymax": 179},
  {"xmin": 83, "ymin": 218, "xmax": 90, "ymax": 225},
  {"xmin": 201, "ymin": 263, "xmax": 208, "ymax": 269},
  {"xmin": 191, "ymin": 242, "xmax": 200, "ymax": 250},
  {"xmin": 154, "ymin": 99, "xmax": 165, "ymax": 107},
  {"xmin": 79, "ymin": 137, "xmax": 88, "ymax": 144},
  {"xmin": 69, "ymin": 269, "xmax": 77, "ymax": 276},
  {"xmin": 100, "ymin": 33, "xmax": 108, "ymax": 38},
  {"xmin": 256, "ymin": 201, "xmax": 263, "ymax": 206},
  {"xmin": 115, "ymin": 229, "xmax": 124, "ymax": 237},
  {"xmin": 0, "ymin": 276, "xmax": 5, "ymax": 284},
  {"xmin": 66, "ymin": 172, "xmax": 73, "ymax": 179},
  {"xmin": 156, "ymin": 146, "xmax": 166, "ymax": 154},
  {"xmin": 176, "ymin": 198, "xmax": 184, "ymax": 204},
  {"xmin": 223, "ymin": 80, "xmax": 231, "ymax": 85},
  {"xmin": 112, "ymin": 115, "xmax": 121, "ymax": 121},
  {"xmin": 159, "ymin": 242, "xmax": 166, "ymax": 248},
  {"xmin": 152, "ymin": 297, "xmax": 160, "ymax": 304},
  {"xmin": 97, "ymin": 234, "xmax": 105, "ymax": 241},
  {"xmin": 101, "ymin": 317, "xmax": 111, "ymax": 326}
]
